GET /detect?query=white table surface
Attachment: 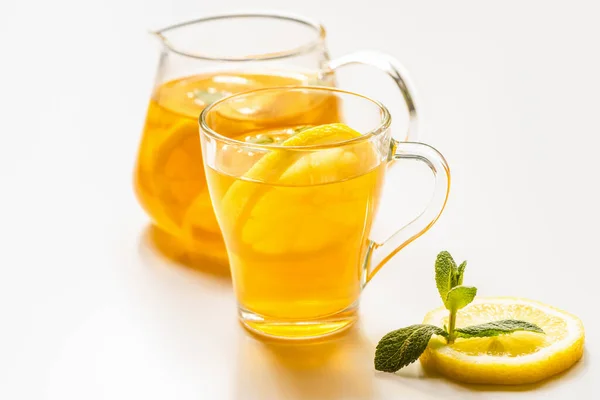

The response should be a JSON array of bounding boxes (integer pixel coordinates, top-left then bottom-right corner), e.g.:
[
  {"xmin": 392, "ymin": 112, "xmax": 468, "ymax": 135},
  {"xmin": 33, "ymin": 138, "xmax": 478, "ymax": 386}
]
[{"xmin": 1, "ymin": 0, "xmax": 598, "ymax": 399}]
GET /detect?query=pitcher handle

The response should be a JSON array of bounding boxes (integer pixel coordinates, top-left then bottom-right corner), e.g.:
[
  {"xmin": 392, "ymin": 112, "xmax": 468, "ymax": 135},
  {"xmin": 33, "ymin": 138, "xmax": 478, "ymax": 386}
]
[
  {"xmin": 326, "ymin": 50, "xmax": 418, "ymax": 141},
  {"xmin": 362, "ymin": 140, "xmax": 451, "ymax": 286}
]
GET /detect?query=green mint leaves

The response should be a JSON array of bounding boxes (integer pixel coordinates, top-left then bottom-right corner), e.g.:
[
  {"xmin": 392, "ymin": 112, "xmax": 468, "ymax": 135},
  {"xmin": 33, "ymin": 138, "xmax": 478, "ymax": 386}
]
[
  {"xmin": 375, "ymin": 325, "xmax": 447, "ymax": 372},
  {"xmin": 374, "ymin": 251, "xmax": 545, "ymax": 374},
  {"xmin": 455, "ymin": 261, "xmax": 467, "ymax": 286},
  {"xmin": 434, "ymin": 252, "xmax": 477, "ymax": 342},
  {"xmin": 245, "ymin": 134, "xmax": 275, "ymax": 145},
  {"xmin": 455, "ymin": 320, "xmax": 544, "ymax": 338},
  {"xmin": 436, "ymin": 251, "xmax": 475, "ymax": 311},
  {"xmin": 445, "ymin": 285, "xmax": 477, "ymax": 312},
  {"xmin": 435, "ymin": 251, "xmax": 456, "ymax": 302}
]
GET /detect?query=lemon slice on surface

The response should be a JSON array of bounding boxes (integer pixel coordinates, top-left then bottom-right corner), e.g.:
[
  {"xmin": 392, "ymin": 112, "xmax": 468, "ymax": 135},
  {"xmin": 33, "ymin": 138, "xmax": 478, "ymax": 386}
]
[
  {"xmin": 220, "ymin": 123, "xmax": 378, "ymax": 254},
  {"xmin": 421, "ymin": 297, "xmax": 585, "ymax": 385}
]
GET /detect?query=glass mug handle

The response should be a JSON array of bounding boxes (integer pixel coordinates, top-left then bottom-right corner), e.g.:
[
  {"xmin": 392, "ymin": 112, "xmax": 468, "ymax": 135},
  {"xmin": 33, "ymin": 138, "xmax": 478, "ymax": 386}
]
[
  {"xmin": 326, "ymin": 50, "xmax": 418, "ymax": 141},
  {"xmin": 362, "ymin": 140, "xmax": 451, "ymax": 285}
]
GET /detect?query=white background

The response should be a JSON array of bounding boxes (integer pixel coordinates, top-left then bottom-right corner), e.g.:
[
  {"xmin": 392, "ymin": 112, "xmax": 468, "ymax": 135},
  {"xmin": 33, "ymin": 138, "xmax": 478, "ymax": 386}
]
[{"xmin": 1, "ymin": 0, "xmax": 599, "ymax": 399}]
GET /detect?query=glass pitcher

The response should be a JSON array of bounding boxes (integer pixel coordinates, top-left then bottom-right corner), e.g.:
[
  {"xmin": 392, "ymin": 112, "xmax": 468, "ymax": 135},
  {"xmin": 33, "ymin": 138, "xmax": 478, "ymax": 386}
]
[{"xmin": 134, "ymin": 12, "xmax": 419, "ymax": 264}]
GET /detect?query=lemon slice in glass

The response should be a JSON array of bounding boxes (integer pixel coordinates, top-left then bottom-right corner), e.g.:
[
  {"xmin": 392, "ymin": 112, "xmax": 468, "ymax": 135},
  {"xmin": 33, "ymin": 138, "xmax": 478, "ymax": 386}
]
[{"xmin": 221, "ymin": 123, "xmax": 379, "ymax": 254}]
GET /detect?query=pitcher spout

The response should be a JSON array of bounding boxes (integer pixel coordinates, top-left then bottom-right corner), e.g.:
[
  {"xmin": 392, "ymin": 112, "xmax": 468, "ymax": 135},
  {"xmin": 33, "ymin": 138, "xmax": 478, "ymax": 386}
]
[{"xmin": 149, "ymin": 29, "xmax": 167, "ymax": 45}]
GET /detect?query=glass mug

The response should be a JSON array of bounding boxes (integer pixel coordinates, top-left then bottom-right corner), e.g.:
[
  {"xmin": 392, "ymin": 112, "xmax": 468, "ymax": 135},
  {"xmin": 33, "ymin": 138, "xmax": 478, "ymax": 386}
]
[
  {"xmin": 200, "ymin": 86, "xmax": 450, "ymax": 339},
  {"xmin": 134, "ymin": 12, "xmax": 418, "ymax": 264}
]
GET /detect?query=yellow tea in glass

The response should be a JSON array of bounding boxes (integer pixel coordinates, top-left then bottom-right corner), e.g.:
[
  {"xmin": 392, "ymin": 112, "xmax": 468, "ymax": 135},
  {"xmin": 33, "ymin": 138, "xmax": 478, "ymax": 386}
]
[
  {"xmin": 134, "ymin": 13, "xmax": 418, "ymax": 263},
  {"xmin": 200, "ymin": 87, "xmax": 450, "ymax": 339}
]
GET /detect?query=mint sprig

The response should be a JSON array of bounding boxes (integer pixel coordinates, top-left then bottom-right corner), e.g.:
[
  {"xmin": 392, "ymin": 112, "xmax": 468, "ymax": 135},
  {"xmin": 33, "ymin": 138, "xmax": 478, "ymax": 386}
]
[
  {"xmin": 375, "ymin": 325, "xmax": 447, "ymax": 373},
  {"xmin": 374, "ymin": 251, "xmax": 545, "ymax": 373},
  {"xmin": 455, "ymin": 320, "xmax": 544, "ymax": 338}
]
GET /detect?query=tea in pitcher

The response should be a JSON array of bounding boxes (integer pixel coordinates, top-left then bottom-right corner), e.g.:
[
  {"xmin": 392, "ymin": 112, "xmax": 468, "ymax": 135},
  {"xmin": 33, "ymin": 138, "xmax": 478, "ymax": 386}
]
[{"xmin": 134, "ymin": 70, "xmax": 339, "ymax": 261}]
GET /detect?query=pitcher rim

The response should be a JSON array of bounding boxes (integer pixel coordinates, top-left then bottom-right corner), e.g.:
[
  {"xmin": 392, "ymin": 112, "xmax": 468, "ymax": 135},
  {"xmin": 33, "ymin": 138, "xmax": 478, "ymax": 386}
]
[
  {"xmin": 199, "ymin": 86, "xmax": 392, "ymax": 151},
  {"xmin": 153, "ymin": 11, "xmax": 327, "ymax": 61}
]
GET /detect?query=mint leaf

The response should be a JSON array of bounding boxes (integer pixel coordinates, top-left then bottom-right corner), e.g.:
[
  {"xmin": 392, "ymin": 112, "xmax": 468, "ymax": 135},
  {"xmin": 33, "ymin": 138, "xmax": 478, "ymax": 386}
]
[
  {"xmin": 445, "ymin": 286, "xmax": 477, "ymax": 311},
  {"xmin": 455, "ymin": 261, "xmax": 467, "ymax": 286},
  {"xmin": 292, "ymin": 125, "xmax": 311, "ymax": 133},
  {"xmin": 246, "ymin": 135, "xmax": 275, "ymax": 144},
  {"xmin": 435, "ymin": 251, "xmax": 457, "ymax": 303},
  {"xmin": 375, "ymin": 325, "xmax": 447, "ymax": 373},
  {"xmin": 455, "ymin": 320, "xmax": 544, "ymax": 338}
]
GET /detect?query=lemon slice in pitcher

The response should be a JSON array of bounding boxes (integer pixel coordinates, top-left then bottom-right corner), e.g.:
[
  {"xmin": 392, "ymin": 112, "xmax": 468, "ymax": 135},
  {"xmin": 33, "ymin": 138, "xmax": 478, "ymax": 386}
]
[
  {"xmin": 420, "ymin": 297, "xmax": 585, "ymax": 385},
  {"xmin": 221, "ymin": 123, "xmax": 379, "ymax": 255},
  {"xmin": 182, "ymin": 188, "xmax": 222, "ymax": 235},
  {"xmin": 213, "ymin": 75, "xmax": 330, "ymax": 124},
  {"xmin": 148, "ymin": 119, "xmax": 205, "ymax": 227}
]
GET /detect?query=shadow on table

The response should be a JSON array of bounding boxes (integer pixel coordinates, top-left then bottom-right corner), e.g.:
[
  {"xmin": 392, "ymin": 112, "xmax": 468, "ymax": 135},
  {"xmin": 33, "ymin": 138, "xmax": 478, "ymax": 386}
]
[
  {"xmin": 234, "ymin": 325, "xmax": 377, "ymax": 400},
  {"xmin": 138, "ymin": 225, "xmax": 231, "ymax": 283}
]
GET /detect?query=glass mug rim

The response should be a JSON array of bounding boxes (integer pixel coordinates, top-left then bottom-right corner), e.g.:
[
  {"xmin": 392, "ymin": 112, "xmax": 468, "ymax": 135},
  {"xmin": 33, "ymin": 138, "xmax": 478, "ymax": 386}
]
[
  {"xmin": 199, "ymin": 85, "xmax": 393, "ymax": 151},
  {"xmin": 153, "ymin": 11, "xmax": 327, "ymax": 61}
]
